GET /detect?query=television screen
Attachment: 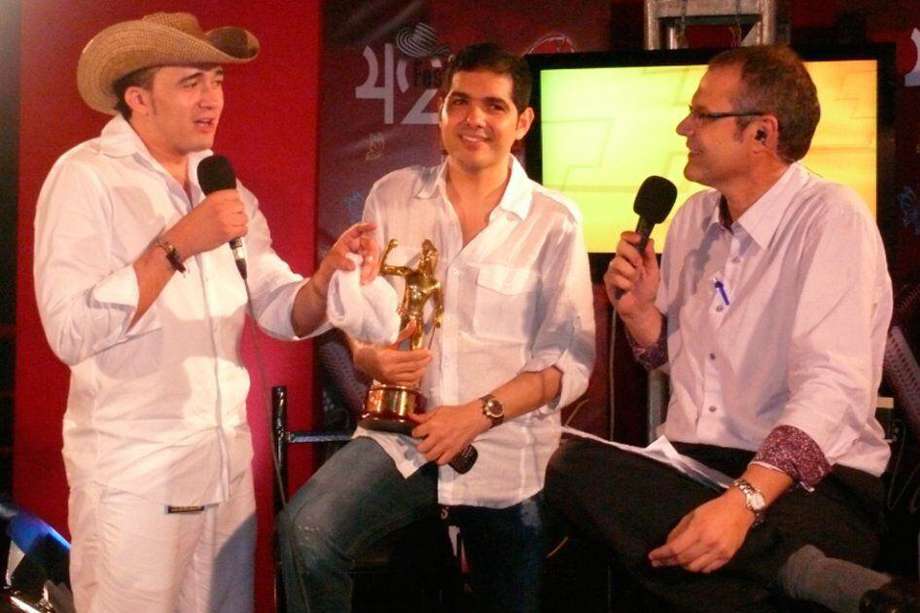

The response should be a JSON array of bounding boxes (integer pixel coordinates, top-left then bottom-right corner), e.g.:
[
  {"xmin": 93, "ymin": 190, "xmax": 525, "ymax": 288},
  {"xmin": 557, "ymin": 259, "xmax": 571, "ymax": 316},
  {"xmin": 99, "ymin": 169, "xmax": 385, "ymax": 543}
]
[{"xmin": 525, "ymin": 47, "xmax": 894, "ymax": 255}]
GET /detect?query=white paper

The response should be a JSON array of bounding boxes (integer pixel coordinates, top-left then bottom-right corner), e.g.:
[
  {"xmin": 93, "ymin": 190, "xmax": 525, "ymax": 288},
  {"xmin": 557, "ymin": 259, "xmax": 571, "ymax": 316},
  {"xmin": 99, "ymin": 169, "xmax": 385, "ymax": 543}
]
[{"xmin": 561, "ymin": 427, "xmax": 733, "ymax": 490}]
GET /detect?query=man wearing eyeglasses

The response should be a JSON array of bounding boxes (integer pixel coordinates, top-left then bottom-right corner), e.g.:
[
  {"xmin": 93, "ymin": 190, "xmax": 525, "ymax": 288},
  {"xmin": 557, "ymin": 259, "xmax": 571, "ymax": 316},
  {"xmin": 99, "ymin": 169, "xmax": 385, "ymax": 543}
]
[{"xmin": 546, "ymin": 45, "xmax": 919, "ymax": 612}]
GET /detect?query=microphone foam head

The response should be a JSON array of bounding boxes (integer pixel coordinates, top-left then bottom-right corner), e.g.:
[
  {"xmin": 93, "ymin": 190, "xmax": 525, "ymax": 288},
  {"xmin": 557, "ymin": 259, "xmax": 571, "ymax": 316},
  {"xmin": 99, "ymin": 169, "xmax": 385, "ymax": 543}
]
[
  {"xmin": 197, "ymin": 154, "xmax": 237, "ymax": 194},
  {"xmin": 634, "ymin": 175, "xmax": 677, "ymax": 224}
]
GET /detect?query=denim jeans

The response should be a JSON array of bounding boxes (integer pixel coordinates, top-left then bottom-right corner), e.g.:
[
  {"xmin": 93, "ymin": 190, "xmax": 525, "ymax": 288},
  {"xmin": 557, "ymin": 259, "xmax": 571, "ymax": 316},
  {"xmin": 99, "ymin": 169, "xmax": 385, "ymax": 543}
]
[{"xmin": 277, "ymin": 437, "xmax": 547, "ymax": 613}]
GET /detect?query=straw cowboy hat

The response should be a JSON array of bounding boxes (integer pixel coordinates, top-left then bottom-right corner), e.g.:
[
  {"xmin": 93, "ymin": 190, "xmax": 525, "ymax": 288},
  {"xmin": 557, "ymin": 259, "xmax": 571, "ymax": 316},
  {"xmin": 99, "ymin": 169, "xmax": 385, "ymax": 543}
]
[{"xmin": 77, "ymin": 12, "xmax": 260, "ymax": 115}]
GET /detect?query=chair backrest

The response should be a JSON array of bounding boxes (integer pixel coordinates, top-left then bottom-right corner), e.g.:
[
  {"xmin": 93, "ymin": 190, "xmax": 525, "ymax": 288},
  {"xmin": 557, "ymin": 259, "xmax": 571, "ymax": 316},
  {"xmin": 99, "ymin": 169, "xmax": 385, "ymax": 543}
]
[
  {"xmin": 884, "ymin": 282, "xmax": 920, "ymax": 443},
  {"xmin": 315, "ymin": 328, "xmax": 370, "ymax": 430}
]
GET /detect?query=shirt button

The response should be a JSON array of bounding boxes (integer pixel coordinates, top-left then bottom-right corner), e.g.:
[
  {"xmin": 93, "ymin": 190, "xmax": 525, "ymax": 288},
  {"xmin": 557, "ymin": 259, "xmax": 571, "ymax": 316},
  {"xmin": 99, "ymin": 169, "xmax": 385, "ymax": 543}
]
[
  {"xmin": 708, "ymin": 406, "xmax": 718, "ymax": 413},
  {"xmin": 715, "ymin": 305, "xmax": 725, "ymax": 312}
]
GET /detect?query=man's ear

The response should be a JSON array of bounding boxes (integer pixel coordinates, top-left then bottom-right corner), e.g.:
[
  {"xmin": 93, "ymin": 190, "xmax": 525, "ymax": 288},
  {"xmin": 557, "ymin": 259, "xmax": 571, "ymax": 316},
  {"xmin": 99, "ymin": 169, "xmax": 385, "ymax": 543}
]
[
  {"xmin": 124, "ymin": 85, "xmax": 151, "ymax": 117},
  {"xmin": 516, "ymin": 107, "xmax": 535, "ymax": 140},
  {"xmin": 751, "ymin": 114, "xmax": 779, "ymax": 150}
]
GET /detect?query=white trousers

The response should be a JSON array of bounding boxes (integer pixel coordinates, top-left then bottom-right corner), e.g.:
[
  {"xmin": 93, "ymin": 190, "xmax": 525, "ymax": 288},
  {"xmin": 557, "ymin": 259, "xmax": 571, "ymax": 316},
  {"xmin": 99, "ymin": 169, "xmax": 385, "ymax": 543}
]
[{"xmin": 68, "ymin": 470, "xmax": 256, "ymax": 613}]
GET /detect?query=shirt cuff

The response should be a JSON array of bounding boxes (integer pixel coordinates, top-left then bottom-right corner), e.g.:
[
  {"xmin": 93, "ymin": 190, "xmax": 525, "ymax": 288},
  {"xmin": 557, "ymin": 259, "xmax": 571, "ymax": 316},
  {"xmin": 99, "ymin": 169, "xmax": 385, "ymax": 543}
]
[
  {"xmin": 752, "ymin": 425, "xmax": 832, "ymax": 490},
  {"xmin": 93, "ymin": 264, "xmax": 162, "ymax": 339},
  {"xmin": 625, "ymin": 320, "xmax": 668, "ymax": 370}
]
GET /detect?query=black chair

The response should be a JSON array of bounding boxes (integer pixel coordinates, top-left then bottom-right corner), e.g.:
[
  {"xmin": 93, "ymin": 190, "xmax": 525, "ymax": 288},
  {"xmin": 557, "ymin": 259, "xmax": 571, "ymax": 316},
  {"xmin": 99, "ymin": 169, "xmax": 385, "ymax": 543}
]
[
  {"xmin": 272, "ymin": 328, "xmax": 465, "ymax": 613},
  {"xmin": 879, "ymin": 281, "xmax": 920, "ymax": 578}
]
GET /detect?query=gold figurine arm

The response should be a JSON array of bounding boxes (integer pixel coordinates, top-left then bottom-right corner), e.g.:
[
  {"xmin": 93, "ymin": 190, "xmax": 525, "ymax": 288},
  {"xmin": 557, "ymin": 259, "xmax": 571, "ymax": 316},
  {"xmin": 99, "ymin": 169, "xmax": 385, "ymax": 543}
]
[{"xmin": 379, "ymin": 238, "xmax": 412, "ymax": 277}]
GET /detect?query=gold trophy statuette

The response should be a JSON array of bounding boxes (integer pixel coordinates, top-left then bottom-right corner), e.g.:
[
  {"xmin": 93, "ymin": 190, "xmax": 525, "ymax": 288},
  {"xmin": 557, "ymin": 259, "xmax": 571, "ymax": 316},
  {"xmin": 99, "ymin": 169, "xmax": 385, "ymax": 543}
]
[{"xmin": 359, "ymin": 239, "xmax": 444, "ymax": 434}]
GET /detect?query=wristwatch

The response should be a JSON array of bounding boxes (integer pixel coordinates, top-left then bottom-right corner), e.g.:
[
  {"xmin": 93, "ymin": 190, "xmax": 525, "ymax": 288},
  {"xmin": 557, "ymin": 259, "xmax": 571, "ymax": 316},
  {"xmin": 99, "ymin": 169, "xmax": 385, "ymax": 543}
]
[
  {"xmin": 479, "ymin": 394, "xmax": 504, "ymax": 428},
  {"xmin": 731, "ymin": 478, "xmax": 766, "ymax": 525}
]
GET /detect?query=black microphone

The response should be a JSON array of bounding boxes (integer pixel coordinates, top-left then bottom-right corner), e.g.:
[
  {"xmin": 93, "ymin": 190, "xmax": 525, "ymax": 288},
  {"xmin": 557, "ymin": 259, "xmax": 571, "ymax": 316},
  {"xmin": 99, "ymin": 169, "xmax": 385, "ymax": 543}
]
[
  {"xmin": 614, "ymin": 176, "xmax": 677, "ymax": 299},
  {"xmin": 197, "ymin": 154, "xmax": 247, "ymax": 279}
]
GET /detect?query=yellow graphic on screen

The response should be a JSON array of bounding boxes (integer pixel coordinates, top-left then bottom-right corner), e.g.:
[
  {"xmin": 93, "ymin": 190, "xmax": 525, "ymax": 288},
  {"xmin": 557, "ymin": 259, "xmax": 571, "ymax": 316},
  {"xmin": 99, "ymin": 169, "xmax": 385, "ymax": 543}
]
[{"xmin": 539, "ymin": 60, "xmax": 877, "ymax": 252}]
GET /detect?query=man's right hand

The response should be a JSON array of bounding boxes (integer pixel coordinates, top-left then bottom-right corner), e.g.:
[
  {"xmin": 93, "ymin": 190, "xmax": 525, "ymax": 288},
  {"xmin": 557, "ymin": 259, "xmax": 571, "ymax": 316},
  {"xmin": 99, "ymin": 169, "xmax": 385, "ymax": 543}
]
[
  {"xmin": 353, "ymin": 322, "xmax": 432, "ymax": 387},
  {"xmin": 604, "ymin": 231, "xmax": 660, "ymax": 318},
  {"xmin": 166, "ymin": 189, "xmax": 248, "ymax": 260}
]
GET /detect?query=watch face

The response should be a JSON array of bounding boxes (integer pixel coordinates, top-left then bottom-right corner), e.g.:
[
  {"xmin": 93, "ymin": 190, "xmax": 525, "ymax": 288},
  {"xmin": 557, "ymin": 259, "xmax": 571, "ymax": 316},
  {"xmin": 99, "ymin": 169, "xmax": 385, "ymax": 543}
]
[{"xmin": 483, "ymin": 398, "xmax": 503, "ymax": 418}]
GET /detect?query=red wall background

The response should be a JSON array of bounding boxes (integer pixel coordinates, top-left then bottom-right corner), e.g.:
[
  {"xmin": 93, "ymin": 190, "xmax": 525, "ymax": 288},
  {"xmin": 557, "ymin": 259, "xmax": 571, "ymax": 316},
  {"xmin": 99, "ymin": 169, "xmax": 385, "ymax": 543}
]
[{"xmin": 15, "ymin": 2, "xmax": 321, "ymax": 609}]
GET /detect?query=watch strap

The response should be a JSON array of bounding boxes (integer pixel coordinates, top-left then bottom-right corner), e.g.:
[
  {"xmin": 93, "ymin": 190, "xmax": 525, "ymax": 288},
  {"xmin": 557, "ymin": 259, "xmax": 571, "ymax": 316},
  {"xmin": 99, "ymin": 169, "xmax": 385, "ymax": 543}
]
[{"xmin": 731, "ymin": 478, "xmax": 766, "ymax": 525}]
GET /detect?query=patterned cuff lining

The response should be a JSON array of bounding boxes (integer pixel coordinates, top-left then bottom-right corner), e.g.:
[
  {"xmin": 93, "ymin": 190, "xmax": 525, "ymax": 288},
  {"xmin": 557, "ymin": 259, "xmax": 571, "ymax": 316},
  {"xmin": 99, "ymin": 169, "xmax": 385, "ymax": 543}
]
[
  {"xmin": 753, "ymin": 425, "xmax": 831, "ymax": 490},
  {"xmin": 625, "ymin": 319, "xmax": 668, "ymax": 370}
]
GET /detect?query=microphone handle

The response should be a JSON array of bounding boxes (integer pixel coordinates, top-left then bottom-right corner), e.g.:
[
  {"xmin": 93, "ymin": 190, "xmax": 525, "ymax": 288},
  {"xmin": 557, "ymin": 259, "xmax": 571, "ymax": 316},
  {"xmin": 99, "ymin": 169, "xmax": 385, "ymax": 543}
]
[
  {"xmin": 228, "ymin": 237, "xmax": 248, "ymax": 279},
  {"xmin": 634, "ymin": 217, "xmax": 655, "ymax": 254},
  {"xmin": 613, "ymin": 216, "xmax": 654, "ymax": 300},
  {"xmin": 449, "ymin": 445, "xmax": 478, "ymax": 474}
]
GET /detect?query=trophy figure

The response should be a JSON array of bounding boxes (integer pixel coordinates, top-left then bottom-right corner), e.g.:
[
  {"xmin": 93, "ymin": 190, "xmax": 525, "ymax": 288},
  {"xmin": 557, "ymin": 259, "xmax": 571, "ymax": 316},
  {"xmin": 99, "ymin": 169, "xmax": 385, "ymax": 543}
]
[{"xmin": 359, "ymin": 239, "xmax": 443, "ymax": 433}]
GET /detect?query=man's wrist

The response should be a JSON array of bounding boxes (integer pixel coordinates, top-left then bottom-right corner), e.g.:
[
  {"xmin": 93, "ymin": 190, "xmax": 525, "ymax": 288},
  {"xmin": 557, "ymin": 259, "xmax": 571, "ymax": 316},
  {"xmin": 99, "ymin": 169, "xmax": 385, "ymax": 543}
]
[
  {"xmin": 154, "ymin": 236, "xmax": 186, "ymax": 273},
  {"xmin": 466, "ymin": 401, "xmax": 493, "ymax": 434},
  {"xmin": 729, "ymin": 478, "xmax": 766, "ymax": 526},
  {"xmin": 619, "ymin": 304, "xmax": 662, "ymax": 346},
  {"xmin": 305, "ymin": 277, "xmax": 327, "ymax": 302}
]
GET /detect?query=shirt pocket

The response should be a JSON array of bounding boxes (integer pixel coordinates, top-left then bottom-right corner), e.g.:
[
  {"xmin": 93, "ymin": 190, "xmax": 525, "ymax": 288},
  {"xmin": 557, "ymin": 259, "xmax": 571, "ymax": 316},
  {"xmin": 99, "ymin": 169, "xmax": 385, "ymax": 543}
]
[{"xmin": 472, "ymin": 264, "xmax": 540, "ymax": 342}]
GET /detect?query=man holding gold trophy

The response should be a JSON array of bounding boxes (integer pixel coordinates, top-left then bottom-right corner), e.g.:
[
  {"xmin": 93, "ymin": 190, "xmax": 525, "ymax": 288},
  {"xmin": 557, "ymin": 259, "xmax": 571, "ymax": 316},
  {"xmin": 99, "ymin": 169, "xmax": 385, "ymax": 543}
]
[{"xmin": 278, "ymin": 43, "xmax": 596, "ymax": 613}]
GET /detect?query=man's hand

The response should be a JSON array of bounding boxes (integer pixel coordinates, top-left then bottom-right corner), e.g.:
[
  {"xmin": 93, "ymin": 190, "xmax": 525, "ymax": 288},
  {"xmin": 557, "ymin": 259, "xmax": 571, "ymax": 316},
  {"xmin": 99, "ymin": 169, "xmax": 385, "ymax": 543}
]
[
  {"xmin": 311, "ymin": 222, "xmax": 379, "ymax": 298},
  {"xmin": 411, "ymin": 401, "xmax": 490, "ymax": 465},
  {"xmin": 648, "ymin": 489, "xmax": 756, "ymax": 574},
  {"xmin": 604, "ymin": 231, "xmax": 659, "ymax": 318},
  {"xmin": 353, "ymin": 322, "xmax": 431, "ymax": 386},
  {"xmin": 166, "ymin": 189, "xmax": 248, "ymax": 259}
]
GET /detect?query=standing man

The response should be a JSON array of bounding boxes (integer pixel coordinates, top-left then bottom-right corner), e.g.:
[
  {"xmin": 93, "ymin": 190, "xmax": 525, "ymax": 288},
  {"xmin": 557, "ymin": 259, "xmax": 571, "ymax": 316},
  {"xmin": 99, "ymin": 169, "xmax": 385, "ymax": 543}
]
[
  {"xmin": 278, "ymin": 43, "xmax": 596, "ymax": 612},
  {"xmin": 33, "ymin": 12, "xmax": 377, "ymax": 613},
  {"xmin": 546, "ymin": 45, "xmax": 918, "ymax": 613}
]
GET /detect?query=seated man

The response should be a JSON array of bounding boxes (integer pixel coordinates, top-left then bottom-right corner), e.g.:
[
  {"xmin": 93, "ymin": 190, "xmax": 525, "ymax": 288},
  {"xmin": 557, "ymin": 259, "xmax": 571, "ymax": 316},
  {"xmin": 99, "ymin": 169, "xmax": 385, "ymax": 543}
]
[
  {"xmin": 546, "ymin": 45, "xmax": 919, "ymax": 613},
  {"xmin": 277, "ymin": 43, "xmax": 595, "ymax": 613}
]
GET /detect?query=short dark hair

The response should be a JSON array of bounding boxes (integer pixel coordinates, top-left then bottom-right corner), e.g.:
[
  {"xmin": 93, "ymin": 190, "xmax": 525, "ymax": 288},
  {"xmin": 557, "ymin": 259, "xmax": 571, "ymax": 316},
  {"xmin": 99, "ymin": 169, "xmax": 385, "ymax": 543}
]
[
  {"xmin": 709, "ymin": 45, "xmax": 820, "ymax": 162},
  {"xmin": 112, "ymin": 66, "xmax": 159, "ymax": 119},
  {"xmin": 439, "ymin": 43, "xmax": 532, "ymax": 114}
]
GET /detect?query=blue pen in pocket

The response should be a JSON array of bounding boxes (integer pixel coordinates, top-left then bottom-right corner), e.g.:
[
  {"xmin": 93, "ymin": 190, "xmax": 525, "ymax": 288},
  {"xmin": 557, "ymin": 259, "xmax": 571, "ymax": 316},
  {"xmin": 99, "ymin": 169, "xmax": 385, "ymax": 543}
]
[{"xmin": 713, "ymin": 278, "xmax": 730, "ymax": 306}]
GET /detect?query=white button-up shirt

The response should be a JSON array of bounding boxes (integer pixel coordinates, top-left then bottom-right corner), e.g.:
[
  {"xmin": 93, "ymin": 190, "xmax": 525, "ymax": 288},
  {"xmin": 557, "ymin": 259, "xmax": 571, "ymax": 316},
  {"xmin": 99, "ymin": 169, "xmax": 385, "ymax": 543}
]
[
  {"xmin": 34, "ymin": 116, "xmax": 309, "ymax": 506},
  {"xmin": 658, "ymin": 163, "xmax": 892, "ymax": 476},
  {"xmin": 355, "ymin": 157, "xmax": 596, "ymax": 508}
]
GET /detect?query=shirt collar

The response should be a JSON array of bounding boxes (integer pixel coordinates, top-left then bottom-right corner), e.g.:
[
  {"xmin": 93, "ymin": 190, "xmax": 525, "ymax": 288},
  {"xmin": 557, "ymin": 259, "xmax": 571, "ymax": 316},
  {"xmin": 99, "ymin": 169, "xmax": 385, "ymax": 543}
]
[
  {"xmin": 98, "ymin": 115, "xmax": 213, "ymax": 186},
  {"xmin": 705, "ymin": 163, "xmax": 807, "ymax": 249},
  {"xmin": 415, "ymin": 155, "xmax": 534, "ymax": 220}
]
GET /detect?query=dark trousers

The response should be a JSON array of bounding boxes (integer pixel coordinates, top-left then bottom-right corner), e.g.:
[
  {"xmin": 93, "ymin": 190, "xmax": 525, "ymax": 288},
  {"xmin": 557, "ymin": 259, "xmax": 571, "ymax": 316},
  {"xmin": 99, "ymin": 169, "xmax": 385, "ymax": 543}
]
[{"xmin": 545, "ymin": 438, "xmax": 884, "ymax": 613}]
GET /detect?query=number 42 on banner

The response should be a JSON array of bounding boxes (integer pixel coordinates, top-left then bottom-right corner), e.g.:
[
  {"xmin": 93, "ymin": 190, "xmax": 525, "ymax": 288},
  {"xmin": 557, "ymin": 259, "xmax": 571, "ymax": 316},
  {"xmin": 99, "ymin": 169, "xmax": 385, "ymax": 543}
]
[{"xmin": 355, "ymin": 44, "xmax": 444, "ymax": 125}]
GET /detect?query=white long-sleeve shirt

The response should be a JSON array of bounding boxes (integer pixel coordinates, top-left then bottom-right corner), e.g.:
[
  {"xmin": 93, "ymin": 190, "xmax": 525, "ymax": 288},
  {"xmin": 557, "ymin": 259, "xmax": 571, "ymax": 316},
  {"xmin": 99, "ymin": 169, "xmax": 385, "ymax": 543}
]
[
  {"xmin": 355, "ymin": 157, "xmax": 596, "ymax": 508},
  {"xmin": 34, "ymin": 116, "xmax": 309, "ymax": 506},
  {"xmin": 657, "ymin": 163, "xmax": 892, "ymax": 476}
]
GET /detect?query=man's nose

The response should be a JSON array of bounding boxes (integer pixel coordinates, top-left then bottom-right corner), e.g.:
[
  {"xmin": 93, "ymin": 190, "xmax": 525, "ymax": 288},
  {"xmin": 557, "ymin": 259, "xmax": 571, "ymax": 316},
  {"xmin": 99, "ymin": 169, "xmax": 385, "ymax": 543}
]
[{"xmin": 464, "ymin": 104, "xmax": 486, "ymax": 126}]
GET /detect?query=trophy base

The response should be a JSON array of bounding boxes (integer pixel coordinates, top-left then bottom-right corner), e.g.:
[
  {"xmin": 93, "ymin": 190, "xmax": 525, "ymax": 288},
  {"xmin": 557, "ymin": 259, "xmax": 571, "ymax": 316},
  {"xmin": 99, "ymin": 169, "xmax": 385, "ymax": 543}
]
[
  {"xmin": 360, "ymin": 384, "xmax": 426, "ymax": 435},
  {"xmin": 357, "ymin": 413, "xmax": 416, "ymax": 435}
]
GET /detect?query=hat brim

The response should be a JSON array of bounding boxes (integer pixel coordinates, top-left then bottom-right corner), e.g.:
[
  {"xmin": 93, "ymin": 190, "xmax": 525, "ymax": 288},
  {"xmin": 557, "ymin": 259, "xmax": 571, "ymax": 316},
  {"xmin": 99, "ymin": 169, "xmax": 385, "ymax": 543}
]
[{"xmin": 77, "ymin": 20, "xmax": 259, "ymax": 115}]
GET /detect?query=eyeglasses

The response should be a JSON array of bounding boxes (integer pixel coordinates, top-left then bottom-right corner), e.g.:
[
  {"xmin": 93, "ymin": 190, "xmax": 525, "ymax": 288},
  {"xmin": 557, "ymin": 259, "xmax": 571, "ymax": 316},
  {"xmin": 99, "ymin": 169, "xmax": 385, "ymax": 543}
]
[{"xmin": 686, "ymin": 107, "xmax": 766, "ymax": 123}]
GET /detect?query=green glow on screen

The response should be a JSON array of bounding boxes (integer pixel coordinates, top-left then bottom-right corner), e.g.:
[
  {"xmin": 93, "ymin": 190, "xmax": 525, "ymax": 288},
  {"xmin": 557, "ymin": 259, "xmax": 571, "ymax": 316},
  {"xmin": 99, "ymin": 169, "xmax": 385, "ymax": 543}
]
[{"xmin": 539, "ymin": 60, "xmax": 877, "ymax": 252}]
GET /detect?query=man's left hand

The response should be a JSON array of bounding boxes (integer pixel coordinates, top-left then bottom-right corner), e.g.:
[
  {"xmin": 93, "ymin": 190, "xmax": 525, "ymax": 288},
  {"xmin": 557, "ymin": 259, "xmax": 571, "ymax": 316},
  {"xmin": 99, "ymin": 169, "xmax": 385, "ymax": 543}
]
[
  {"xmin": 411, "ymin": 402, "xmax": 490, "ymax": 465},
  {"xmin": 647, "ymin": 489, "xmax": 756, "ymax": 574},
  {"xmin": 311, "ymin": 222, "xmax": 379, "ymax": 297}
]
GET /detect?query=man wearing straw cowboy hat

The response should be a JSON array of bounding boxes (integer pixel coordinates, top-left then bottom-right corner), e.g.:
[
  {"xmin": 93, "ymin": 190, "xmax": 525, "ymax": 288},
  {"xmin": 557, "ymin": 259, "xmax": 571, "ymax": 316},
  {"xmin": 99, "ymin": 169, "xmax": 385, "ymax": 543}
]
[{"xmin": 33, "ymin": 12, "xmax": 377, "ymax": 612}]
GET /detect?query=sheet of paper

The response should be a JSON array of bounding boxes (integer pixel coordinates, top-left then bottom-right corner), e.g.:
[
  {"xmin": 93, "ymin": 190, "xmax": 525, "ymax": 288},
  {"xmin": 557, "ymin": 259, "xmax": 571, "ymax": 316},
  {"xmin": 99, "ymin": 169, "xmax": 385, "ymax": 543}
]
[{"xmin": 561, "ymin": 427, "xmax": 733, "ymax": 490}]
